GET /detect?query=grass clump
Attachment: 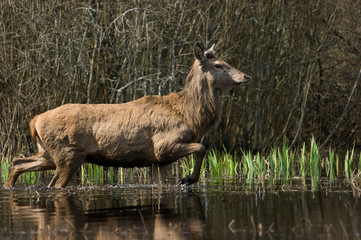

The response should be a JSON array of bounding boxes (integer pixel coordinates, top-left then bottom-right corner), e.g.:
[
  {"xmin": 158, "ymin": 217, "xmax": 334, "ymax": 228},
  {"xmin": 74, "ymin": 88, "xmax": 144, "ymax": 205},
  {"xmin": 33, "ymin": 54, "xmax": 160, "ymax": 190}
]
[
  {"xmin": 180, "ymin": 137, "xmax": 361, "ymax": 190},
  {"xmin": 181, "ymin": 147, "xmax": 237, "ymax": 180},
  {"xmin": 2, "ymin": 137, "xmax": 361, "ymax": 190},
  {"xmin": 326, "ymin": 147, "xmax": 336, "ymax": 184},
  {"xmin": 1, "ymin": 157, "xmax": 10, "ymax": 183}
]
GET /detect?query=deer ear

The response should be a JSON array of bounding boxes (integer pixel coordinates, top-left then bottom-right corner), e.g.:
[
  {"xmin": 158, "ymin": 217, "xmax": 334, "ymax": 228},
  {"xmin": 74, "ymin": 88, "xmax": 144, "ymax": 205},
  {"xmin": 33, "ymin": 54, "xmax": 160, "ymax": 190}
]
[
  {"xmin": 194, "ymin": 42, "xmax": 206, "ymax": 63},
  {"xmin": 204, "ymin": 44, "xmax": 216, "ymax": 58}
]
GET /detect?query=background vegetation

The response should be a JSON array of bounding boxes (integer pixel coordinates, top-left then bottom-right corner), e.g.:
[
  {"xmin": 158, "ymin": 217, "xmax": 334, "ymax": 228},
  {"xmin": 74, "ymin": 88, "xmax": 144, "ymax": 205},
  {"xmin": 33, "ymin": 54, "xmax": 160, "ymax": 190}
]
[{"xmin": 1, "ymin": 0, "xmax": 360, "ymax": 161}]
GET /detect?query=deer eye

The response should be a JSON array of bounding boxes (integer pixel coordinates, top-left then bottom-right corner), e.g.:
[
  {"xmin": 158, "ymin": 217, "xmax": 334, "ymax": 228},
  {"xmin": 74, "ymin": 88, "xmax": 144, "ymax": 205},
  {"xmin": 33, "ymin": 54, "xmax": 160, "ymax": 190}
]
[{"xmin": 215, "ymin": 64, "xmax": 222, "ymax": 69}]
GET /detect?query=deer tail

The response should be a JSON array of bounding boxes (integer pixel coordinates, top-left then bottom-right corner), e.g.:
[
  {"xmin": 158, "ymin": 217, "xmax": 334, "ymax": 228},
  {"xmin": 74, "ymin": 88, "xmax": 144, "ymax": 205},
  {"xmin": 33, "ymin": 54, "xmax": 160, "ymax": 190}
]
[{"xmin": 29, "ymin": 115, "xmax": 39, "ymax": 142}]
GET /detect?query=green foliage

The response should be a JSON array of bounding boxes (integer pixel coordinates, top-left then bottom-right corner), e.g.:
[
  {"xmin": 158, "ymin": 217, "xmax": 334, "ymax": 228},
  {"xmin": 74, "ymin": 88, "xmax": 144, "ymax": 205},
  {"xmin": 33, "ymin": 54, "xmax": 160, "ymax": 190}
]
[
  {"xmin": 202, "ymin": 148, "xmax": 238, "ymax": 179},
  {"xmin": 2, "ymin": 138, "xmax": 361, "ymax": 190},
  {"xmin": 327, "ymin": 147, "xmax": 335, "ymax": 184},
  {"xmin": 309, "ymin": 137, "xmax": 320, "ymax": 190},
  {"xmin": 299, "ymin": 143, "xmax": 306, "ymax": 178},
  {"xmin": 344, "ymin": 147, "xmax": 355, "ymax": 181},
  {"xmin": 200, "ymin": 137, "xmax": 361, "ymax": 190},
  {"xmin": 181, "ymin": 154, "xmax": 197, "ymax": 177},
  {"xmin": 269, "ymin": 148, "xmax": 277, "ymax": 177},
  {"xmin": 242, "ymin": 150, "xmax": 255, "ymax": 184},
  {"xmin": 1, "ymin": 157, "xmax": 10, "ymax": 183}
]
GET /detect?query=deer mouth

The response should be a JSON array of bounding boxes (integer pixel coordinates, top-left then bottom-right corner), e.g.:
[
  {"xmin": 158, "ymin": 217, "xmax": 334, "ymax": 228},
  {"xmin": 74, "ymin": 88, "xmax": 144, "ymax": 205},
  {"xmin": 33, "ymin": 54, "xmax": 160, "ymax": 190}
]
[
  {"xmin": 238, "ymin": 79, "xmax": 250, "ymax": 85},
  {"xmin": 239, "ymin": 75, "xmax": 251, "ymax": 85}
]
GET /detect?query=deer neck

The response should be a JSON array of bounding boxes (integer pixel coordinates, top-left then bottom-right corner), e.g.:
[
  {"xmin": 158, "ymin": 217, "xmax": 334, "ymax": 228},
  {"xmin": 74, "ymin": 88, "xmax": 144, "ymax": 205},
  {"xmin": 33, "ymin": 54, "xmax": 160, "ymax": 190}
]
[{"xmin": 178, "ymin": 69, "xmax": 221, "ymax": 138}]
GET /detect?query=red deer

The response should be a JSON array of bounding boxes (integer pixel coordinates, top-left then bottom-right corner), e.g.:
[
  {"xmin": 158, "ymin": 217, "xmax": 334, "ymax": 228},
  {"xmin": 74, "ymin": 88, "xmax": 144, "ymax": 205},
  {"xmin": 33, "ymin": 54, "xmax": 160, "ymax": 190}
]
[{"xmin": 4, "ymin": 42, "xmax": 250, "ymax": 189}]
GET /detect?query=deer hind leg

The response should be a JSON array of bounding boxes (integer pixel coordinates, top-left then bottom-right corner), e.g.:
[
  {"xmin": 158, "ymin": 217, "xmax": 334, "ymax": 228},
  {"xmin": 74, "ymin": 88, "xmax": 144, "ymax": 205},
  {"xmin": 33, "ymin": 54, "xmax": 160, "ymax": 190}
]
[
  {"xmin": 47, "ymin": 153, "xmax": 84, "ymax": 188},
  {"xmin": 4, "ymin": 151, "xmax": 56, "ymax": 189}
]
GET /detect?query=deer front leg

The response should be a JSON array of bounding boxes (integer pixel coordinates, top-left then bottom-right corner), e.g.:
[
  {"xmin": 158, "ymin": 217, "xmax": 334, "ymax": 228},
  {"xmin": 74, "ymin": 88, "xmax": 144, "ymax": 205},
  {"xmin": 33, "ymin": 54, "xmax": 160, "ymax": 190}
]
[
  {"xmin": 180, "ymin": 146, "xmax": 206, "ymax": 185},
  {"xmin": 156, "ymin": 143, "xmax": 206, "ymax": 185}
]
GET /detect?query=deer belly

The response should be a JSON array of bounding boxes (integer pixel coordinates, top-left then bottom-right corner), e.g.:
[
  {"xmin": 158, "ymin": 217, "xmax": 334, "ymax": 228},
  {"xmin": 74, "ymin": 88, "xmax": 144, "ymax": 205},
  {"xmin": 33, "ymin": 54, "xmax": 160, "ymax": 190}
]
[{"xmin": 85, "ymin": 151, "xmax": 159, "ymax": 168}]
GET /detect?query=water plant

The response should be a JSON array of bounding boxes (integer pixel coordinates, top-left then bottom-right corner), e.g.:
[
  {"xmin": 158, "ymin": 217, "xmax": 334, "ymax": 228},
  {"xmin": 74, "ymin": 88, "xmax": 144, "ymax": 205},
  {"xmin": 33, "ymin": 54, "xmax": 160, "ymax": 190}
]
[
  {"xmin": 278, "ymin": 138, "xmax": 295, "ymax": 182},
  {"xmin": 299, "ymin": 143, "xmax": 306, "ymax": 178},
  {"xmin": 181, "ymin": 154, "xmax": 197, "ymax": 177},
  {"xmin": 269, "ymin": 147, "xmax": 277, "ymax": 178},
  {"xmin": 309, "ymin": 137, "xmax": 320, "ymax": 190},
  {"xmin": 2, "ymin": 138, "xmax": 361, "ymax": 190},
  {"xmin": 255, "ymin": 152, "xmax": 264, "ymax": 178},
  {"xmin": 242, "ymin": 150, "xmax": 255, "ymax": 184},
  {"xmin": 1, "ymin": 157, "xmax": 10, "ymax": 183},
  {"xmin": 327, "ymin": 147, "xmax": 336, "ymax": 184},
  {"xmin": 208, "ymin": 150, "xmax": 221, "ymax": 178}
]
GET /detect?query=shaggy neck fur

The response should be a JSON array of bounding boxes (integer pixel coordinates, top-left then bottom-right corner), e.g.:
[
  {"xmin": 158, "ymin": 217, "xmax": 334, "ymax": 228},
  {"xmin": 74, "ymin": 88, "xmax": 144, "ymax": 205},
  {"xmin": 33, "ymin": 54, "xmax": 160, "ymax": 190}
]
[{"xmin": 174, "ymin": 61, "xmax": 221, "ymax": 139}]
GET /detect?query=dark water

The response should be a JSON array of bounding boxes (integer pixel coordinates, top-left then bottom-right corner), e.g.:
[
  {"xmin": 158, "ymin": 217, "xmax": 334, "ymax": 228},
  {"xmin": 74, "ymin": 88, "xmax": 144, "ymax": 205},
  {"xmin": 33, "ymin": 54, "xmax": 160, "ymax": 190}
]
[{"xmin": 1, "ymin": 179, "xmax": 361, "ymax": 240}]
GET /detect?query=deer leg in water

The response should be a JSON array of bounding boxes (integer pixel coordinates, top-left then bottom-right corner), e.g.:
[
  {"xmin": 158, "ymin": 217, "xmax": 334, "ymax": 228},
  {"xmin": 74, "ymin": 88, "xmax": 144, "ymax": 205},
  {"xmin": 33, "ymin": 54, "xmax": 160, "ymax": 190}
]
[
  {"xmin": 180, "ymin": 147, "xmax": 206, "ymax": 185},
  {"xmin": 180, "ymin": 150, "xmax": 206, "ymax": 185},
  {"xmin": 48, "ymin": 164, "xmax": 80, "ymax": 188},
  {"xmin": 4, "ymin": 153, "xmax": 56, "ymax": 189},
  {"xmin": 48, "ymin": 155, "xmax": 84, "ymax": 188},
  {"xmin": 160, "ymin": 143, "xmax": 206, "ymax": 185}
]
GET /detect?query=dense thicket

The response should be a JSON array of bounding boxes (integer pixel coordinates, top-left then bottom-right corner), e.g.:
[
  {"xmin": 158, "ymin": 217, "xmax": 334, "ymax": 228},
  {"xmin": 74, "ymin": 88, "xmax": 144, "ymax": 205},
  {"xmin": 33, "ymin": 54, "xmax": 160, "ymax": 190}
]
[{"xmin": 1, "ymin": 0, "xmax": 360, "ymax": 159}]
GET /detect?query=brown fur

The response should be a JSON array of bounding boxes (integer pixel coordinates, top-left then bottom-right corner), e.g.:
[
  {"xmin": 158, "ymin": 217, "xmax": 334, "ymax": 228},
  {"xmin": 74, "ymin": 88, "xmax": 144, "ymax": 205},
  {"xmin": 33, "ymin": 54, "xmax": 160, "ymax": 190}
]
[{"xmin": 4, "ymin": 42, "xmax": 250, "ymax": 188}]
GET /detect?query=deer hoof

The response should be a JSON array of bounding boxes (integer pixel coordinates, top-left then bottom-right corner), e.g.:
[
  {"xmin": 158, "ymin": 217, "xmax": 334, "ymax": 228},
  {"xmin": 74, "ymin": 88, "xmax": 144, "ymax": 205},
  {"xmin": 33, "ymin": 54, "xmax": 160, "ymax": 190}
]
[{"xmin": 180, "ymin": 175, "xmax": 198, "ymax": 185}]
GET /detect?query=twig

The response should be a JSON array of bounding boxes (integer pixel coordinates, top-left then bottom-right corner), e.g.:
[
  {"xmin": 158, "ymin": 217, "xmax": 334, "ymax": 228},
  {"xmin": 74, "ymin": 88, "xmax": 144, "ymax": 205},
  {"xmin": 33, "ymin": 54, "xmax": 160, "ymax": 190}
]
[
  {"xmin": 115, "ymin": 75, "xmax": 155, "ymax": 103},
  {"xmin": 290, "ymin": 62, "xmax": 316, "ymax": 148}
]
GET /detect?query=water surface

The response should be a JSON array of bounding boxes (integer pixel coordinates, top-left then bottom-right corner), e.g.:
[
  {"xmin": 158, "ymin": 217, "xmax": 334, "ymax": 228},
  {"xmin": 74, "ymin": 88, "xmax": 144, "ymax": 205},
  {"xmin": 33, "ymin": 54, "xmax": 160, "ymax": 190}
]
[{"xmin": 1, "ymin": 179, "xmax": 361, "ymax": 239}]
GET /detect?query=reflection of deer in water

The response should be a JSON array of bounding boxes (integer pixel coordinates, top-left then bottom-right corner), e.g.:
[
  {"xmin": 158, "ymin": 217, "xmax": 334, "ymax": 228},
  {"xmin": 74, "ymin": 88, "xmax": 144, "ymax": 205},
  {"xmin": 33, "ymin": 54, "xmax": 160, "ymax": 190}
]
[
  {"xmin": 5, "ymin": 190, "xmax": 205, "ymax": 239},
  {"xmin": 6, "ymin": 191, "xmax": 84, "ymax": 239},
  {"xmin": 4, "ymin": 42, "xmax": 250, "ymax": 188}
]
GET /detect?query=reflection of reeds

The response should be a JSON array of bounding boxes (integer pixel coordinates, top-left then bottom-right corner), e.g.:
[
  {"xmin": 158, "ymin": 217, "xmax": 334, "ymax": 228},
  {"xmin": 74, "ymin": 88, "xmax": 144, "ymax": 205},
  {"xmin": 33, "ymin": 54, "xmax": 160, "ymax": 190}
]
[{"xmin": 1, "ymin": 138, "xmax": 361, "ymax": 190}]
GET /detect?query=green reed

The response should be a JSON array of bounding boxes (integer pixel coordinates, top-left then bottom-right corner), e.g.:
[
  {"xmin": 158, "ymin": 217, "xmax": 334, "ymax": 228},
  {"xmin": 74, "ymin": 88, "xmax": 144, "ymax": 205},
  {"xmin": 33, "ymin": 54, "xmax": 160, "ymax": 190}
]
[
  {"xmin": 344, "ymin": 147, "xmax": 355, "ymax": 181},
  {"xmin": 81, "ymin": 164, "xmax": 104, "ymax": 185},
  {"xmin": 192, "ymin": 147, "xmax": 237, "ymax": 179},
  {"xmin": 309, "ymin": 136, "xmax": 320, "ymax": 190},
  {"xmin": 1, "ymin": 157, "xmax": 10, "ymax": 183},
  {"xmin": 299, "ymin": 143, "xmax": 306, "ymax": 178},
  {"xmin": 279, "ymin": 137, "xmax": 295, "ymax": 181},
  {"xmin": 269, "ymin": 148, "xmax": 277, "ymax": 178},
  {"xmin": 81, "ymin": 164, "xmax": 146, "ymax": 185},
  {"xmin": 2, "ymin": 138, "xmax": 361, "ymax": 189},
  {"xmin": 185, "ymin": 137, "xmax": 360, "ymax": 190},
  {"xmin": 327, "ymin": 147, "xmax": 336, "ymax": 184},
  {"xmin": 242, "ymin": 150, "xmax": 255, "ymax": 184},
  {"xmin": 181, "ymin": 153, "xmax": 197, "ymax": 177},
  {"xmin": 183, "ymin": 139, "xmax": 359, "ymax": 189}
]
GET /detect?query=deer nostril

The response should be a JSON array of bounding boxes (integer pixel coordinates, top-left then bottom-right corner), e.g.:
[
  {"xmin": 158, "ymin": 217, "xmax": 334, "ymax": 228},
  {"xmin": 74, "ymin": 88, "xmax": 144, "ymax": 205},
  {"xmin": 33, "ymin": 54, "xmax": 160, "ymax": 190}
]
[{"xmin": 245, "ymin": 75, "xmax": 251, "ymax": 81}]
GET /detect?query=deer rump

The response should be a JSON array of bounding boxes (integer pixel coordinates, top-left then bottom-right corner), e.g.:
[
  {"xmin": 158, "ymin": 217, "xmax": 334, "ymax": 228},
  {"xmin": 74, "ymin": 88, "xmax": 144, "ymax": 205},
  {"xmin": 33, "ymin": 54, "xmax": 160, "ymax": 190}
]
[{"xmin": 4, "ymin": 42, "xmax": 250, "ymax": 188}]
